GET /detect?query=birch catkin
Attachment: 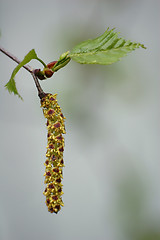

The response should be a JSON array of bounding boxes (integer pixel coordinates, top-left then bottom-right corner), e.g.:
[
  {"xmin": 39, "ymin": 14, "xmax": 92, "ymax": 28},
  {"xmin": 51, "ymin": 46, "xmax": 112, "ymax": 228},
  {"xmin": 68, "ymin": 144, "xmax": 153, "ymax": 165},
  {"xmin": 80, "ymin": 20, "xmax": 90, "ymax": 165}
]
[{"xmin": 41, "ymin": 93, "xmax": 65, "ymax": 214}]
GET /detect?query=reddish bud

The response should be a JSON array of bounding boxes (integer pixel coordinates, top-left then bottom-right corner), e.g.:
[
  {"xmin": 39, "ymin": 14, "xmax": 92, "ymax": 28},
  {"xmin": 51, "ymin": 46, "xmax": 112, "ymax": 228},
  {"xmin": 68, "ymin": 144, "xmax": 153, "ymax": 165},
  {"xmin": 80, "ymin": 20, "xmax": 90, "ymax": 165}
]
[
  {"xmin": 44, "ymin": 68, "xmax": 54, "ymax": 78},
  {"xmin": 46, "ymin": 61, "xmax": 57, "ymax": 69},
  {"xmin": 34, "ymin": 69, "xmax": 46, "ymax": 80}
]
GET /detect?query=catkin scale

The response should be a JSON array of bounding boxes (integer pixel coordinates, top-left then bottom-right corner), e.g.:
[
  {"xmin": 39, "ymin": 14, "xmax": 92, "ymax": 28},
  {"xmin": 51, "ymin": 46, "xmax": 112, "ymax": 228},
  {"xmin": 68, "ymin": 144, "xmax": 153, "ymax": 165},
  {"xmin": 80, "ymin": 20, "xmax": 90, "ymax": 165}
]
[{"xmin": 41, "ymin": 93, "xmax": 65, "ymax": 214}]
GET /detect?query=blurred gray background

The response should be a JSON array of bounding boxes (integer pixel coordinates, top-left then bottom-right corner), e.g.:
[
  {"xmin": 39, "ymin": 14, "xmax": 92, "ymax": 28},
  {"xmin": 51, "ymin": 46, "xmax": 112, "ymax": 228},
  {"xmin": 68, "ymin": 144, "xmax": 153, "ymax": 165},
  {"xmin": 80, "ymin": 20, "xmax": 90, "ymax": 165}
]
[{"xmin": 0, "ymin": 0, "xmax": 159, "ymax": 240}]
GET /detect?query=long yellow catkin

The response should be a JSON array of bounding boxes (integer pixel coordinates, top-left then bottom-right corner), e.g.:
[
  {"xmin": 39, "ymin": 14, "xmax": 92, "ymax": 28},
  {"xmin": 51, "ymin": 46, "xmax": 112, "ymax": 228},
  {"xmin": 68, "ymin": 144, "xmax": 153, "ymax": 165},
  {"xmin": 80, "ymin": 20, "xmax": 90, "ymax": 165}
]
[{"xmin": 41, "ymin": 93, "xmax": 66, "ymax": 214}]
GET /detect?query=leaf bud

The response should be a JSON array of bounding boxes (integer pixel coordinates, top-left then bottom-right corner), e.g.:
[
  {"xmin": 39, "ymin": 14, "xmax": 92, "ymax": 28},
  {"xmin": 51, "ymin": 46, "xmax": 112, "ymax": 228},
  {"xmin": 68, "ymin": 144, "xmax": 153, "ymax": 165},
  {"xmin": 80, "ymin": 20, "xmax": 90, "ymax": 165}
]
[
  {"xmin": 59, "ymin": 51, "xmax": 70, "ymax": 60},
  {"xmin": 44, "ymin": 68, "xmax": 54, "ymax": 78},
  {"xmin": 46, "ymin": 61, "xmax": 57, "ymax": 69},
  {"xmin": 34, "ymin": 69, "xmax": 46, "ymax": 80}
]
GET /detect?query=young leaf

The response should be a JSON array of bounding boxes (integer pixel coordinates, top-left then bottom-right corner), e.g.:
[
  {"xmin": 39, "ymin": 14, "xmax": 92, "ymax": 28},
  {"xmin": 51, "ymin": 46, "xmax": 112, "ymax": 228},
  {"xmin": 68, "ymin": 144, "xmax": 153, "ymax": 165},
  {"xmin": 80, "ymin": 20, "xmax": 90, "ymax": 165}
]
[
  {"xmin": 5, "ymin": 78, "xmax": 23, "ymax": 100},
  {"xmin": 52, "ymin": 51, "xmax": 71, "ymax": 72},
  {"xmin": 5, "ymin": 49, "xmax": 46, "ymax": 99},
  {"xmin": 70, "ymin": 28, "xmax": 146, "ymax": 65},
  {"xmin": 9, "ymin": 49, "xmax": 46, "ymax": 81}
]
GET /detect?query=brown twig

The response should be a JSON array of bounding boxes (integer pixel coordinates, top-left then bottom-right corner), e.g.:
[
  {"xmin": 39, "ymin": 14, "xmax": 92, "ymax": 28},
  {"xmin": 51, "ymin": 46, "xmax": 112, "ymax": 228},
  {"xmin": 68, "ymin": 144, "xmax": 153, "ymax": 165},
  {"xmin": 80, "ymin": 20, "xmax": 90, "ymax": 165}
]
[{"xmin": 31, "ymin": 73, "xmax": 46, "ymax": 99}]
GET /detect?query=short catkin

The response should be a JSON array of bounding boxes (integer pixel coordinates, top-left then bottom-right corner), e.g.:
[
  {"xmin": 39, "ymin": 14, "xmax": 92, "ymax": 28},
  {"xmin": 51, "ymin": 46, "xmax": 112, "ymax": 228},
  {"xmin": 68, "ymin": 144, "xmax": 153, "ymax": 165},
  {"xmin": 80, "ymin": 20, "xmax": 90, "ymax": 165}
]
[{"xmin": 41, "ymin": 93, "xmax": 65, "ymax": 214}]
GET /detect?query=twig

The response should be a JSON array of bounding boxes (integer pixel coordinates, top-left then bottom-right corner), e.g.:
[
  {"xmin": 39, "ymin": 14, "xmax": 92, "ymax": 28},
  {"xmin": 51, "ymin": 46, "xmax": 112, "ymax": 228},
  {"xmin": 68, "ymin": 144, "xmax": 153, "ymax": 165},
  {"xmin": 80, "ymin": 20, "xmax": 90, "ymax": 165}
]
[
  {"xmin": 31, "ymin": 73, "xmax": 46, "ymax": 99},
  {"xmin": 0, "ymin": 46, "xmax": 32, "ymax": 73}
]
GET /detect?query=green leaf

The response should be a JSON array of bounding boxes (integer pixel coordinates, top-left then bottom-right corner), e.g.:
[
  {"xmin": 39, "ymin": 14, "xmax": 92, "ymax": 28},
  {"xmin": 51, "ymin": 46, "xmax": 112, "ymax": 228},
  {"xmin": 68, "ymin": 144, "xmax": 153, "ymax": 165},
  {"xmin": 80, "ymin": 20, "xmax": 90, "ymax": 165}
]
[
  {"xmin": 5, "ymin": 78, "xmax": 23, "ymax": 100},
  {"xmin": 9, "ymin": 49, "xmax": 44, "ymax": 80},
  {"xmin": 70, "ymin": 28, "xmax": 146, "ymax": 65},
  {"xmin": 5, "ymin": 49, "xmax": 46, "ymax": 99}
]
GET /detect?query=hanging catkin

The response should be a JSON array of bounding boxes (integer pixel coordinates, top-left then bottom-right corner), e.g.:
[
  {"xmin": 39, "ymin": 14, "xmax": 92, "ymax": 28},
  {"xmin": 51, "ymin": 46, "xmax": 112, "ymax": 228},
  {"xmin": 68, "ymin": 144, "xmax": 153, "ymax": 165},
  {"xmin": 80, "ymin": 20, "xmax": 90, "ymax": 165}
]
[{"xmin": 41, "ymin": 93, "xmax": 65, "ymax": 214}]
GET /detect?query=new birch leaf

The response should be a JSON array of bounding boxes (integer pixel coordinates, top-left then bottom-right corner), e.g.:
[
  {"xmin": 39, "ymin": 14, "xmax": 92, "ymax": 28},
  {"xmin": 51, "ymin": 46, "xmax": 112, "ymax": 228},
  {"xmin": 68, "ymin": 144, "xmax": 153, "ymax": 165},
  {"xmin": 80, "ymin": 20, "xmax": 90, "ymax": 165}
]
[
  {"xmin": 5, "ymin": 49, "xmax": 46, "ymax": 99},
  {"xmin": 70, "ymin": 28, "xmax": 146, "ymax": 65},
  {"xmin": 5, "ymin": 78, "xmax": 23, "ymax": 100}
]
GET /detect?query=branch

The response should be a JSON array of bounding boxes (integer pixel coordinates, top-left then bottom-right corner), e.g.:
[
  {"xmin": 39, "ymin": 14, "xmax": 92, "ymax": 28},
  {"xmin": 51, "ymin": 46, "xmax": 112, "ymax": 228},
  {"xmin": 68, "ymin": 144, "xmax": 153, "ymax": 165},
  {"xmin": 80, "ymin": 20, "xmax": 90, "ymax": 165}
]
[
  {"xmin": 0, "ymin": 46, "xmax": 32, "ymax": 73},
  {"xmin": 31, "ymin": 73, "xmax": 46, "ymax": 99}
]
